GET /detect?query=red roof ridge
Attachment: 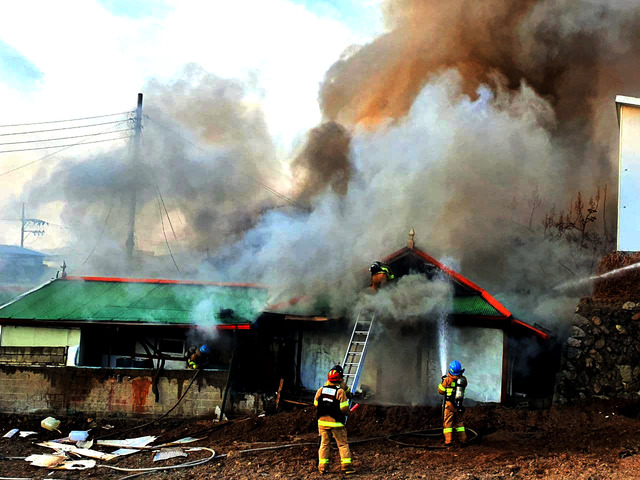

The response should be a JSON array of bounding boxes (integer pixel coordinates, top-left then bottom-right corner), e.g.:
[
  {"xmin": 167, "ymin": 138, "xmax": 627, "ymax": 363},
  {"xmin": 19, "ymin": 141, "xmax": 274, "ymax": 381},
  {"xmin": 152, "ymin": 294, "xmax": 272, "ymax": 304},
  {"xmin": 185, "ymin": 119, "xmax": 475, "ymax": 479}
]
[
  {"xmin": 382, "ymin": 246, "xmax": 512, "ymax": 317},
  {"xmin": 63, "ymin": 276, "xmax": 268, "ymax": 289}
]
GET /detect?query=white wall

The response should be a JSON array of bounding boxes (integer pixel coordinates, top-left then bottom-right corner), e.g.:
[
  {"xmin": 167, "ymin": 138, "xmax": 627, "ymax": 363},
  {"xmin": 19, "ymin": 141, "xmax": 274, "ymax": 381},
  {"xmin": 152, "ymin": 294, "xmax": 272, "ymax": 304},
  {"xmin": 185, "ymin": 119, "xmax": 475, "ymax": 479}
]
[{"xmin": 618, "ymin": 99, "xmax": 640, "ymax": 251}]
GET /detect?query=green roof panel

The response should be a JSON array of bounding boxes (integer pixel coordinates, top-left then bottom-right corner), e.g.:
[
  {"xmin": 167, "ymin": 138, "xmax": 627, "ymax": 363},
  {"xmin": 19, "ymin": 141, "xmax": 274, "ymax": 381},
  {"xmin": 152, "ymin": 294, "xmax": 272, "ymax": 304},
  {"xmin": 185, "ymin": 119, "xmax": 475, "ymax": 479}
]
[
  {"xmin": 0, "ymin": 278, "xmax": 269, "ymax": 326},
  {"xmin": 451, "ymin": 295, "xmax": 501, "ymax": 316}
]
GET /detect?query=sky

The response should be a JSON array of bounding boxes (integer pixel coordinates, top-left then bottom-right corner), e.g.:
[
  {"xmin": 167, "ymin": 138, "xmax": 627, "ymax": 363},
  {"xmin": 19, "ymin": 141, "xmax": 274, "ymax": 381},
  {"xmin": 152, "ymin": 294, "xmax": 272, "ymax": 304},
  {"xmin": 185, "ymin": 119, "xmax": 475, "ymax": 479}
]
[{"xmin": 0, "ymin": 0, "xmax": 383, "ymax": 249}]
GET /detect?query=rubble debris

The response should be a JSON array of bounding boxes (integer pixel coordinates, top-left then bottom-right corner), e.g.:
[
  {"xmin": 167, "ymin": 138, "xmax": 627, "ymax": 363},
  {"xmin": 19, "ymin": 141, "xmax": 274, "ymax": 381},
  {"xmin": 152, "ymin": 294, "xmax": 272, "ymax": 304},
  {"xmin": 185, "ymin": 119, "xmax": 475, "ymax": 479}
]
[
  {"xmin": 51, "ymin": 459, "xmax": 96, "ymax": 470},
  {"xmin": 24, "ymin": 453, "xmax": 66, "ymax": 468},
  {"xmin": 68, "ymin": 430, "xmax": 89, "ymax": 442},
  {"xmin": 2, "ymin": 429, "xmax": 18, "ymax": 438},
  {"xmin": 40, "ymin": 417, "xmax": 60, "ymax": 433},
  {"xmin": 36, "ymin": 442, "xmax": 116, "ymax": 461},
  {"xmin": 96, "ymin": 435, "xmax": 157, "ymax": 457},
  {"xmin": 18, "ymin": 431, "xmax": 36, "ymax": 438},
  {"xmin": 153, "ymin": 447, "xmax": 187, "ymax": 462}
]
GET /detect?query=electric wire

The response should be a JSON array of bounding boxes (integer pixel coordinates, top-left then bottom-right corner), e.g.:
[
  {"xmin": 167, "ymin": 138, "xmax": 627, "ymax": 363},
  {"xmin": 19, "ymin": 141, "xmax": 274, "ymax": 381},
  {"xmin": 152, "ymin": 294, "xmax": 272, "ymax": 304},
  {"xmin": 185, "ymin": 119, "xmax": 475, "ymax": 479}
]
[
  {"xmin": 0, "ymin": 127, "xmax": 134, "ymax": 146},
  {"xmin": 0, "ymin": 110, "xmax": 134, "ymax": 128},
  {"xmin": 0, "ymin": 119, "xmax": 131, "ymax": 137},
  {"xmin": 0, "ymin": 120, "xmax": 132, "ymax": 176},
  {"xmin": 83, "ymin": 203, "xmax": 114, "ymax": 265},
  {"xmin": 138, "ymin": 129, "xmax": 183, "ymax": 273},
  {"xmin": 157, "ymin": 194, "xmax": 181, "ymax": 274},
  {"xmin": 144, "ymin": 115, "xmax": 303, "ymax": 209},
  {"xmin": 0, "ymin": 135, "xmax": 132, "ymax": 154}
]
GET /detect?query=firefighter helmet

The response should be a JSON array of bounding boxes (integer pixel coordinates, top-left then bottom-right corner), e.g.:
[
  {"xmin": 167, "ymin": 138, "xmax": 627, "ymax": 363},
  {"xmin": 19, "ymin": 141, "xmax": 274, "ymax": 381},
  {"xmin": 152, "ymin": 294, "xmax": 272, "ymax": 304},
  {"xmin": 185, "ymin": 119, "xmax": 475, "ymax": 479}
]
[
  {"xmin": 370, "ymin": 261, "xmax": 395, "ymax": 279},
  {"xmin": 328, "ymin": 367, "xmax": 343, "ymax": 382},
  {"xmin": 448, "ymin": 360, "xmax": 464, "ymax": 376},
  {"xmin": 332, "ymin": 364, "xmax": 344, "ymax": 375}
]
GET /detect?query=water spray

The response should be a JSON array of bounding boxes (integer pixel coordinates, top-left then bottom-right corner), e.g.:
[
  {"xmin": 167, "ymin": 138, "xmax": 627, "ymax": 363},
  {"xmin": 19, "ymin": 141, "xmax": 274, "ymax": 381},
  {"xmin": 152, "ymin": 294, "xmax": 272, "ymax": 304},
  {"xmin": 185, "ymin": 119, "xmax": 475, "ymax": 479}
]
[
  {"xmin": 553, "ymin": 261, "xmax": 640, "ymax": 292},
  {"xmin": 438, "ymin": 309, "xmax": 448, "ymax": 376}
]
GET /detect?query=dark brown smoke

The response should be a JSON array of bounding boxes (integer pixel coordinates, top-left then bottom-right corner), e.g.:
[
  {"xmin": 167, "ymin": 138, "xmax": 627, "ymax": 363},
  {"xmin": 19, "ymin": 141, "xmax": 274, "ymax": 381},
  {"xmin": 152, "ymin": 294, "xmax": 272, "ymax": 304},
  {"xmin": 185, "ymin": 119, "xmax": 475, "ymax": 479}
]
[
  {"xmin": 318, "ymin": 0, "xmax": 640, "ymax": 193},
  {"xmin": 291, "ymin": 121, "xmax": 352, "ymax": 203}
]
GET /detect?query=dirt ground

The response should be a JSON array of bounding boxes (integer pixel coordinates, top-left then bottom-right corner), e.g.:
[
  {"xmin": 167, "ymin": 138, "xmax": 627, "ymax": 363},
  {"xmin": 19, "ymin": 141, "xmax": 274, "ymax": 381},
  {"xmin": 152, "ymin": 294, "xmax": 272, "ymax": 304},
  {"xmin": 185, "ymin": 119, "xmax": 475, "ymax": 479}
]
[{"xmin": 2, "ymin": 399, "xmax": 640, "ymax": 479}]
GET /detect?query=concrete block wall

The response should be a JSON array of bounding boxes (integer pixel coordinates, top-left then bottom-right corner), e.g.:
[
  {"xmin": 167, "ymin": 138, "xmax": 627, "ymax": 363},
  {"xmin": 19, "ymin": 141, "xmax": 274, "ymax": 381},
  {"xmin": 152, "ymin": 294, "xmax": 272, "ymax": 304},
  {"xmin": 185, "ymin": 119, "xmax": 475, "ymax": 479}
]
[
  {"xmin": 0, "ymin": 366, "xmax": 263, "ymax": 418},
  {"xmin": 0, "ymin": 346, "xmax": 67, "ymax": 366}
]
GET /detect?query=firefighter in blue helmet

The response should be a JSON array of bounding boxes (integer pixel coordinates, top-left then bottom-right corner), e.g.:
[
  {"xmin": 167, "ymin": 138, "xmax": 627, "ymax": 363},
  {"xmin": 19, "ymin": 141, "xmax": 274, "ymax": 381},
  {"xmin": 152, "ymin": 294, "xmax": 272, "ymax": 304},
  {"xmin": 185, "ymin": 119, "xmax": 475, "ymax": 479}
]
[
  {"xmin": 186, "ymin": 344, "xmax": 211, "ymax": 369},
  {"xmin": 437, "ymin": 360, "xmax": 468, "ymax": 445}
]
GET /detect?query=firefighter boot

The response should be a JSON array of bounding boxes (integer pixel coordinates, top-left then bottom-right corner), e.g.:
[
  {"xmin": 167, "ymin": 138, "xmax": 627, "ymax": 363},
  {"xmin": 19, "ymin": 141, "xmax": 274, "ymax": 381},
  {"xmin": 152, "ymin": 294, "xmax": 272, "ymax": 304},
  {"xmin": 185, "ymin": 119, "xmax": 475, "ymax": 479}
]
[
  {"xmin": 318, "ymin": 459, "xmax": 329, "ymax": 474},
  {"xmin": 341, "ymin": 465, "xmax": 356, "ymax": 475}
]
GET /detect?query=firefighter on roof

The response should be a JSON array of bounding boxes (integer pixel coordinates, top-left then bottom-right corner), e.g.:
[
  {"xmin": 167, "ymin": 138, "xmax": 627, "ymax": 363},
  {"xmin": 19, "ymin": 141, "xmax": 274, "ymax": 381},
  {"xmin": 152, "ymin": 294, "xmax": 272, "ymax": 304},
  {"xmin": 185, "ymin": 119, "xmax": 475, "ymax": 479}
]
[
  {"xmin": 438, "ymin": 360, "xmax": 468, "ymax": 445},
  {"xmin": 369, "ymin": 261, "xmax": 394, "ymax": 291},
  {"xmin": 314, "ymin": 366, "xmax": 355, "ymax": 474}
]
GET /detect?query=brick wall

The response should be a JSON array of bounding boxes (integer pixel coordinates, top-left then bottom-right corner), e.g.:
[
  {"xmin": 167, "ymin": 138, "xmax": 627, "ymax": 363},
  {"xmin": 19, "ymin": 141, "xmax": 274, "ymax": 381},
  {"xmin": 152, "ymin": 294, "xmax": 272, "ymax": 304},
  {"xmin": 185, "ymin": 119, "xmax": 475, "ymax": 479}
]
[
  {"xmin": 0, "ymin": 366, "xmax": 262, "ymax": 418},
  {"xmin": 0, "ymin": 346, "xmax": 67, "ymax": 366}
]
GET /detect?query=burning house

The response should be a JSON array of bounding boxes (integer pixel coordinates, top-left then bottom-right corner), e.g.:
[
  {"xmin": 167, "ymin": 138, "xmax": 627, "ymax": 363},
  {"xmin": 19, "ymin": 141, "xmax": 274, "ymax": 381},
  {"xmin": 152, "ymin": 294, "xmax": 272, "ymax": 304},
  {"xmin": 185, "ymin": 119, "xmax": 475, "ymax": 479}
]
[{"xmin": 0, "ymin": 231, "xmax": 556, "ymax": 418}]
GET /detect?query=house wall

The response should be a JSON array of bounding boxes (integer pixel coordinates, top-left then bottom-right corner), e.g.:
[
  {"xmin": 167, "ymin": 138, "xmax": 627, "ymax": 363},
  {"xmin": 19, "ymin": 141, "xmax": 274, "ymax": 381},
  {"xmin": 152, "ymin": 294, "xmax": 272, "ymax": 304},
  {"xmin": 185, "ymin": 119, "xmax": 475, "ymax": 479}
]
[
  {"xmin": 0, "ymin": 366, "xmax": 262, "ymax": 418},
  {"xmin": 300, "ymin": 322, "xmax": 504, "ymax": 405},
  {"xmin": 300, "ymin": 329, "xmax": 350, "ymax": 390},
  {"xmin": 1, "ymin": 326, "xmax": 80, "ymax": 347},
  {"xmin": 447, "ymin": 326, "xmax": 504, "ymax": 403}
]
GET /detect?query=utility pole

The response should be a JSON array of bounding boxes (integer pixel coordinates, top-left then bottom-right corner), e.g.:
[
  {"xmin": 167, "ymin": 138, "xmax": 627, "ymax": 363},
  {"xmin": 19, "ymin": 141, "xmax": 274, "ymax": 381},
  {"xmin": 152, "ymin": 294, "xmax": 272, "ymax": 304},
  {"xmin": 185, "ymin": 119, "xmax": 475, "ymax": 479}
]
[
  {"xmin": 20, "ymin": 202, "xmax": 47, "ymax": 247},
  {"xmin": 125, "ymin": 93, "xmax": 143, "ymax": 260}
]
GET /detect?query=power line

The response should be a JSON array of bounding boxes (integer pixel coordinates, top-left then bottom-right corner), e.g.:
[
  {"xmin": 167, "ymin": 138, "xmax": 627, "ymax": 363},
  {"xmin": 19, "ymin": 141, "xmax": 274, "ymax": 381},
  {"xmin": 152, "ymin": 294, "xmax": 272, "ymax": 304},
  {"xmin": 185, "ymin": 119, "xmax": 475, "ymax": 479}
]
[
  {"xmin": 83, "ymin": 203, "xmax": 113, "ymax": 265},
  {"xmin": 157, "ymin": 195, "xmax": 181, "ymax": 274},
  {"xmin": 0, "ymin": 127, "xmax": 134, "ymax": 146},
  {"xmin": 0, "ymin": 111, "xmax": 134, "ymax": 128},
  {"xmin": 0, "ymin": 119, "xmax": 130, "ymax": 137},
  {"xmin": 0, "ymin": 135, "xmax": 132, "ymax": 154},
  {"xmin": 0, "ymin": 119, "xmax": 132, "ymax": 177},
  {"xmin": 144, "ymin": 114, "xmax": 303, "ymax": 210}
]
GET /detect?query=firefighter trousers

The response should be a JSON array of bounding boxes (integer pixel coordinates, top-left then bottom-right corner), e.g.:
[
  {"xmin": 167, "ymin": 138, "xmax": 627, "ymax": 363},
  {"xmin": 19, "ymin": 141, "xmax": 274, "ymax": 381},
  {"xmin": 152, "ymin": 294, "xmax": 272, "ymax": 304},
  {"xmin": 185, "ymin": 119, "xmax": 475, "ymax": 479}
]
[
  {"xmin": 443, "ymin": 401, "xmax": 467, "ymax": 444},
  {"xmin": 318, "ymin": 425, "xmax": 352, "ymax": 470}
]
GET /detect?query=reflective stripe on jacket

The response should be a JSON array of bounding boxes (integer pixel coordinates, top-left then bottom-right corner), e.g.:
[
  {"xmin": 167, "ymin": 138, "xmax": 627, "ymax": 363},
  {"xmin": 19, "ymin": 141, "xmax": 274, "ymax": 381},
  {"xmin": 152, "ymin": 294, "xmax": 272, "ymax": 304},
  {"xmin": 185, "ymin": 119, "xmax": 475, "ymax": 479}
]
[{"xmin": 314, "ymin": 381, "xmax": 350, "ymax": 427}]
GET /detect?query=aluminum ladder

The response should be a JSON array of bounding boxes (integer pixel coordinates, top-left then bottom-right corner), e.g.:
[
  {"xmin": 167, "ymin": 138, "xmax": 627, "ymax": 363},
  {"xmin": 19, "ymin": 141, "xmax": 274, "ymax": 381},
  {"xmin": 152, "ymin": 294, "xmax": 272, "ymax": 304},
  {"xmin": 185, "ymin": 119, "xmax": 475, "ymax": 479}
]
[{"xmin": 341, "ymin": 308, "xmax": 375, "ymax": 402}]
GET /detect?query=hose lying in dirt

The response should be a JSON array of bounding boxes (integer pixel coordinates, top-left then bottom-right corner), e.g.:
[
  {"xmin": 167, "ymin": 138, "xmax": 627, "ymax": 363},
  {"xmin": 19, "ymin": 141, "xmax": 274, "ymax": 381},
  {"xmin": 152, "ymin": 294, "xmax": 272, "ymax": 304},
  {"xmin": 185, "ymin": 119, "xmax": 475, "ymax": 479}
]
[
  {"xmin": 386, "ymin": 427, "xmax": 479, "ymax": 449},
  {"xmin": 100, "ymin": 447, "xmax": 216, "ymax": 480},
  {"xmin": 95, "ymin": 368, "xmax": 202, "ymax": 441},
  {"xmin": 109, "ymin": 428, "xmax": 479, "ymax": 479}
]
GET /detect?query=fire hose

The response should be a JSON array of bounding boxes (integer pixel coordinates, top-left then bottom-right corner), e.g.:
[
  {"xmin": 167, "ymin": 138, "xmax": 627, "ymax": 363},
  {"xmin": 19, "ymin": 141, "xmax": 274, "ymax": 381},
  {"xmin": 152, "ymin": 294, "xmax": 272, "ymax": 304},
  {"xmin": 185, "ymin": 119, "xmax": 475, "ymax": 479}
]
[
  {"xmin": 385, "ymin": 427, "xmax": 479, "ymax": 448},
  {"xmin": 107, "ymin": 427, "xmax": 480, "ymax": 480}
]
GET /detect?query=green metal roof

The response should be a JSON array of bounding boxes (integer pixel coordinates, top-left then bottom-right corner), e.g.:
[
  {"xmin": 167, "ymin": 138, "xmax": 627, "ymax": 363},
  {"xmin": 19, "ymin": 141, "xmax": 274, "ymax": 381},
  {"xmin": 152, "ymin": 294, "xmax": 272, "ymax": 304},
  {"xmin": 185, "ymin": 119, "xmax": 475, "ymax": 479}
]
[
  {"xmin": 451, "ymin": 295, "xmax": 501, "ymax": 316},
  {"xmin": 0, "ymin": 277, "xmax": 269, "ymax": 326}
]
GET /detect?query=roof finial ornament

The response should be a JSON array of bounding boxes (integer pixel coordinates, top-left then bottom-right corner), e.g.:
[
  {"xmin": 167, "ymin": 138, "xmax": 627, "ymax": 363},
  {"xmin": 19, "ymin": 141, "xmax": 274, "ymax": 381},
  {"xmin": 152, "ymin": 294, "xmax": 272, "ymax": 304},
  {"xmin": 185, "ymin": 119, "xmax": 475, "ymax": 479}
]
[
  {"xmin": 408, "ymin": 227, "xmax": 415, "ymax": 249},
  {"xmin": 61, "ymin": 260, "xmax": 67, "ymax": 279}
]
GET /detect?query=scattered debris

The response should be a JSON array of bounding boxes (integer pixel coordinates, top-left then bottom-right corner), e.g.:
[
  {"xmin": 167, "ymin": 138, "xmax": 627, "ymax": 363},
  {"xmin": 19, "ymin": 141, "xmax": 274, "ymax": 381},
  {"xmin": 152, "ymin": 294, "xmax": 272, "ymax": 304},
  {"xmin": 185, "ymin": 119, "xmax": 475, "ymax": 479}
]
[
  {"xmin": 18, "ymin": 431, "xmax": 37, "ymax": 438},
  {"xmin": 102, "ymin": 424, "xmax": 114, "ymax": 430},
  {"xmin": 76, "ymin": 439, "xmax": 93, "ymax": 449},
  {"xmin": 51, "ymin": 459, "xmax": 96, "ymax": 470},
  {"xmin": 40, "ymin": 417, "xmax": 61, "ymax": 434},
  {"xmin": 153, "ymin": 447, "xmax": 187, "ymax": 462},
  {"xmin": 36, "ymin": 442, "xmax": 117, "ymax": 461},
  {"xmin": 96, "ymin": 435, "xmax": 157, "ymax": 457},
  {"xmin": 2, "ymin": 429, "xmax": 18, "ymax": 438},
  {"xmin": 68, "ymin": 430, "xmax": 89, "ymax": 442},
  {"xmin": 25, "ymin": 453, "xmax": 66, "ymax": 468}
]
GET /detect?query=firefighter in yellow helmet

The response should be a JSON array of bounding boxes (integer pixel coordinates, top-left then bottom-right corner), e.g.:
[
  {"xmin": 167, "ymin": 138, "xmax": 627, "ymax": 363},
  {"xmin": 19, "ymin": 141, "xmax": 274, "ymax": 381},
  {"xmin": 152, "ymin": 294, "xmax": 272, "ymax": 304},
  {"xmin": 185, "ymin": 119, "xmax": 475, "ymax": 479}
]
[
  {"xmin": 438, "ymin": 360, "xmax": 468, "ymax": 445},
  {"xmin": 314, "ymin": 367, "xmax": 355, "ymax": 474},
  {"xmin": 369, "ymin": 261, "xmax": 394, "ymax": 291}
]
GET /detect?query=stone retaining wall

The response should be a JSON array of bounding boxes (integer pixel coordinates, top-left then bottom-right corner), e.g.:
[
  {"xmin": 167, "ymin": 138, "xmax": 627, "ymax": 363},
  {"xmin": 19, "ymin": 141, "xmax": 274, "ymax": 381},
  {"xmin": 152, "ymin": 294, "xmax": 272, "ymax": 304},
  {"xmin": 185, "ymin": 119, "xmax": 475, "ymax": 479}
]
[{"xmin": 554, "ymin": 299, "xmax": 640, "ymax": 402}]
